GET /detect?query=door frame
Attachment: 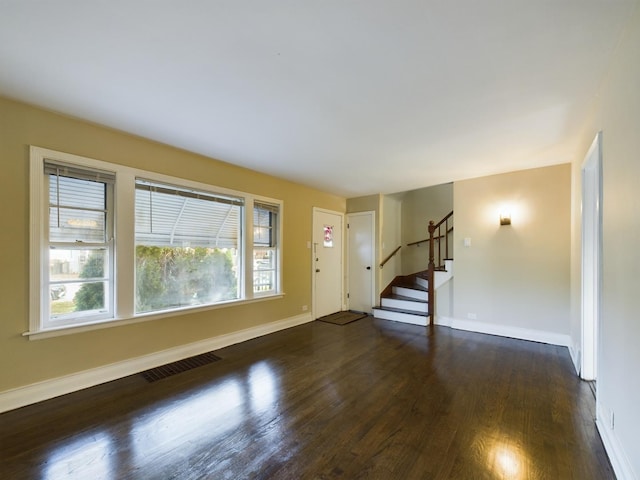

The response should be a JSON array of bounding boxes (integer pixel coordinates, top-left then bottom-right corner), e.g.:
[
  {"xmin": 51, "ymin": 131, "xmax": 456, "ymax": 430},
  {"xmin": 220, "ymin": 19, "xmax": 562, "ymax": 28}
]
[
  {"xmin": 311, "ymin": 207, "xmax": 345, "ymax": 319},
  {"xmin": 346, "ymin": 211, "xmax": 376, "ymax": 313},
  {"xmin": 581, "ymin": 131, "xmax": 602, "ymax": 381}
]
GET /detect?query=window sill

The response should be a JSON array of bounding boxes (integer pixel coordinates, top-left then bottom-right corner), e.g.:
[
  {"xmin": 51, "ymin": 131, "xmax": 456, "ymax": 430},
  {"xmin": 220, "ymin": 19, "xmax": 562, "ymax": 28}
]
[{"xmin": 23, "ymin": 293, "xmax": 285, "ymax": 340}]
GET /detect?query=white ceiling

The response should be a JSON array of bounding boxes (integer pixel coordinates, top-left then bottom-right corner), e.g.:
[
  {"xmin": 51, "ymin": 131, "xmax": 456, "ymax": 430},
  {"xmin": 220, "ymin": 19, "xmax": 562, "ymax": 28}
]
[{"xmin": 0, "ymin": 1, "xmax": 636, "ymax": 197}]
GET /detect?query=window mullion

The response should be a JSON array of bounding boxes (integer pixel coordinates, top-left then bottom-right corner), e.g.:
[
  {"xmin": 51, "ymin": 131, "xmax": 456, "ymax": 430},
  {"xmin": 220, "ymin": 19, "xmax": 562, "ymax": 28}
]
[
  {"xmin": 244, "ymin": 201, "xmax": 254, "ymax": 300},
  {"xmin": 115, "ymin": 171, "xmax": 136, "ymax": 320}
]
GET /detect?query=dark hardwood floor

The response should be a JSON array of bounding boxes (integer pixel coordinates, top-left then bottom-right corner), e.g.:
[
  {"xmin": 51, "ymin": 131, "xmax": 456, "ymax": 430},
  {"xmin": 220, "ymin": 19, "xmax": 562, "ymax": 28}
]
[{"xmin": 0, "ymin": 318, "xmax": 614, "ymax": 479}]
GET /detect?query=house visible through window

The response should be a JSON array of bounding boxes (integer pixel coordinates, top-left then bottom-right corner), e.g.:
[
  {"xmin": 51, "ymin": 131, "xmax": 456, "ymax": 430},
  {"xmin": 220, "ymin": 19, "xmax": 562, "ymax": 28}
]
[{"xmin": 45, "ymin": 161, "xmax": 115, "ymax": 327}]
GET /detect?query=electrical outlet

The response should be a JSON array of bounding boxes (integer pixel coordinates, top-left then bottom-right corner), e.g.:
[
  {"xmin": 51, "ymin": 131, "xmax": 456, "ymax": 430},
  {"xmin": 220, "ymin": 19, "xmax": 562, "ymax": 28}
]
[
  {"xmin": 600, "ymin": 404, "xmax": 615, "ymax": 430},
  {"xmin": 302, "ymin": 305, "xmax": 308, "ymax": 311},
  {"xmin": 610, "ymin": 411, "xmax": 615, "ymax": 430},
  {"xmin": 467, "ymin": 313, "xmax": 477, "ymax": 320}
]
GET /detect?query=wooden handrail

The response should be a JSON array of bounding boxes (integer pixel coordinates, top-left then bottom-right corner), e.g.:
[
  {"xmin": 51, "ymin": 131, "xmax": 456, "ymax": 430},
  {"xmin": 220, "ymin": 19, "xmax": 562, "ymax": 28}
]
[
  {"xmin": 427, "ymin": 210, "xmax": 454, "ymax": 326},
  {"xmin": 433, "ymin": 210, "xmax": 454, "ymax": 230},
  {"xmin": 407, "ymin": 227, "xmax": 454, "ymax": 247},
  {"xmin": 380, "ymin": 245, "xmax": 401, "ymax": 269}
]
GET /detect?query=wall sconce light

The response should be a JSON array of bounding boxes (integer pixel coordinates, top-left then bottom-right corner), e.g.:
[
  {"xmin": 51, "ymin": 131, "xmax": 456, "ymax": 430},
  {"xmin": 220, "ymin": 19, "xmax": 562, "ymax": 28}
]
[{"xmin": 500, "ymin": 212, "xmax": 511, "ymax": 226}]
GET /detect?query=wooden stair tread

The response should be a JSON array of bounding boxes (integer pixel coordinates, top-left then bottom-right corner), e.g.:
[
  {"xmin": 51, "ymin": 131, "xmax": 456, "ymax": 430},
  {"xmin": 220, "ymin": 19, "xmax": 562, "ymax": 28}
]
[
  {"xmin": 393, "ymin": 279, "xmax": 428, "ymax": 291},
  {"xmin": 385, "ymin": 294, "xmax": 427, "ymax": 303},
  {"xmin": 373, "ymin": 306, "xmax": 429, "ymax": 317}
]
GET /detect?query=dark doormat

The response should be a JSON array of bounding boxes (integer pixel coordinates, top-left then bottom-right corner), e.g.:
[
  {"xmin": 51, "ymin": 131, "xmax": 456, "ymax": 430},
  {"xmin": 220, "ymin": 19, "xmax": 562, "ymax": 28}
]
[{"xmin": 317, "ymin": 311, "xmax": 369, "ymax": 325}]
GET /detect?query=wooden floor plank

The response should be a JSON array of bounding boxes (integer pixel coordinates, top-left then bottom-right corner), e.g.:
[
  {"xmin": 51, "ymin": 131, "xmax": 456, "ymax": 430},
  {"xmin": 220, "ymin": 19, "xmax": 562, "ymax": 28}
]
[{"xmin": 0, "ymin": 319, "xmax": 615, "ymax": 479}]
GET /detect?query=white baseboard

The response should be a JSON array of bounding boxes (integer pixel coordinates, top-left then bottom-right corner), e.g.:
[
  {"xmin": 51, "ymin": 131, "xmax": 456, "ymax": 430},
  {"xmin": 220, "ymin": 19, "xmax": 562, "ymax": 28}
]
[
  {"xmin": 434, "ymin": 316, "xmax": 571, "ymax": 347},
  {"xmin": 0, "ymin": 312, "xmax": 314, "ymax": 414},
  {"xmin": 568, "ymin": 342, "xmax": 581, "ymax": 376},
  {"xmin": 596, "ymin": 404, "xmax": 638, "ymax": 480}
]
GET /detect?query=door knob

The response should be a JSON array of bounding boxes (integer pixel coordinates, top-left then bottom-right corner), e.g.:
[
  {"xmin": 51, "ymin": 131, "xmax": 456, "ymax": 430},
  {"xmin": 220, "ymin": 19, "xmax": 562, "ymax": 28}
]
[
  {"xmin": 366, "ymin": 266, "xmax": 371, "ymax": 270},
  {"xmin": 316, "ymin": 269, "xmax": 320, "ymax": 273}
]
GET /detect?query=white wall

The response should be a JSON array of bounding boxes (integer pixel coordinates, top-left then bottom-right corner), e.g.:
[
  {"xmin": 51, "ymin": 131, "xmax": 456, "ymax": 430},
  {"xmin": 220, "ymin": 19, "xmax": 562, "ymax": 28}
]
[
  {"xmin": 380, "ymin": 195, "xmax": 403, "ymax": 291},
  {"xmin": 400, "ymin": 183, "xmax": 453, "ymax": 275},
  {"xmin": 572, "ymin": 4, "xmax": 640, "ymax": 477},
  {"xmin": 451, "ymin": 165, "xmax": 571, "ymax": 344}
]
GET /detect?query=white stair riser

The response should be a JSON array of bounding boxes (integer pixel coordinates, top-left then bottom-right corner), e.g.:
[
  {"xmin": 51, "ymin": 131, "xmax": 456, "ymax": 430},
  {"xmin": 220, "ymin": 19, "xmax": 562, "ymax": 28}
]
[
  {"xmin": 416, "ymin": 277, "xmax": 429, "ymax": 289},
  {"xmin": 381, "ymin": 297, "xmax": 428, "ymax": 313},
  {"xmin": 434, "ymin": 269, "xmax": 452, "ymax": 289},
  {"xmin": 444, "ymin": 259, "xmax": 454, "ymax": 273},
  {"xmin": 392, "ymin": 286, "xmax": 428, "ymax": 301},
  {"xmin": 373, "ymin": 309, "xmax": 428, "ymax": 326}
]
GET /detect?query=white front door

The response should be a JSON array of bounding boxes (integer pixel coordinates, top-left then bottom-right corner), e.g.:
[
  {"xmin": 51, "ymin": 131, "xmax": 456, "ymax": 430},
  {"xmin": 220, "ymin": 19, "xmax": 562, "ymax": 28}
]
[
  {"xmin": 313, "ymin": 208, "xmax": 343, "ymax": 319},
  {"xmin": 347, "ymin": 212, "xmax": 375, "ymax": 314}
]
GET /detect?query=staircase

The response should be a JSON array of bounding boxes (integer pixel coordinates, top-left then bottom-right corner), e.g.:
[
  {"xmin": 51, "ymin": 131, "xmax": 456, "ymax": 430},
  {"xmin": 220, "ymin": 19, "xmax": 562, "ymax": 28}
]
[
  {"xmin": 373, "ymin": 210, "xmax": 454, "ymax": 327},
  {"xmin": 373, "ymin": 260, "xmax": 453, "ymax": 326}
]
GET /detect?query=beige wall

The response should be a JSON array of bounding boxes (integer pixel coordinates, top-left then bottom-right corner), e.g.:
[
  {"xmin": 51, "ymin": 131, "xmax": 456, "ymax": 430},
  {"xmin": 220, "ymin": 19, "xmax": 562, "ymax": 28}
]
[
  {"xmin": 380, "ymin": 195, "xmax": 402, "ymax": 291},
  {"xmin": 400, "ymin": 183, "xmax": 453, "ymax": 275},
  {"xmin": 346, "ymin": 194, "xmax": 403, "ymax": 301},
  {"xmin": 0, "ymin": 97, "xmax": 344, "ymax": 394},
  {"xmin": 453, "ymin": 164, "xmax": 571, "ymax": 334},
  {"xmin": 570, "ymin": 4, "xmax": 640, "ymax": 475},
  {"xmin": 347, "ymin": 194, "xmax": 381, "ymax": 300}
]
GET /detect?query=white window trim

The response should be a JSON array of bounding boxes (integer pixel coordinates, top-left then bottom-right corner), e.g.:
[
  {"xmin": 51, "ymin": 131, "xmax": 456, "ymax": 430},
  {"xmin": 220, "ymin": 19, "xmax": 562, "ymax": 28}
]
[
  {"xmin": 251, "ymin": 199, "xmax": 283, "ymax": 297},
  {"xmin": 27, "ymin": 146, "xmax": 283, "ymax": 339}
]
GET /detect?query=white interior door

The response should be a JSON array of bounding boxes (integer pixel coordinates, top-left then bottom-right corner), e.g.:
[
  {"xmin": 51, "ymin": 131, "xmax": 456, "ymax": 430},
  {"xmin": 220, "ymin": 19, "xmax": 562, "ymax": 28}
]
[
  {"xmin": 347, "ymin": 212, "xmax": 375, "ymax": 314},
  {"xmin": 313, "ymin": 208, "xmax": 343, "ymax": 319},
  {"xmin": 581, "ymin": 132, "xmax": 602, "ymax": 381}
]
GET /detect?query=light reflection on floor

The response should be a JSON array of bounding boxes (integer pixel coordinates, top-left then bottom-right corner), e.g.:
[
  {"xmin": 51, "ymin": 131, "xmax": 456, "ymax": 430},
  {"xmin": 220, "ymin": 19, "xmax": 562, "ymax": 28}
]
[
  {"xmin": 487, "ymin": 438, "xmax": 528, "ymax": 479},
  {"xmin": 248, "ymin": 361, "xmax": 278, "ymax": 413},
  {"xmin": 131, "ymin": 378, "xmax": 244, "ymax": 465},
  {"xmin": 44, "ymin": 431, "xmax": 113, "ymax": 480},
  {"xmin": 43, "ymin": 361, "xmax": 285, "ymax": 477}
]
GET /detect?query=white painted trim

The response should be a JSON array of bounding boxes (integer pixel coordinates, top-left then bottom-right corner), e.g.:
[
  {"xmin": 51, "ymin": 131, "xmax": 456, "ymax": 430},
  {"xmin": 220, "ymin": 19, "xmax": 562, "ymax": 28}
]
[
  {"xmin": 373, "ymin": 308, "xmax": 428, "ymax": 326},
  {"xmin": 434, "ymin": 261, "xmax": 454, "ymax": 289},
  {"xmin": 434, "ymin": 316, "xmax": 454, "ymax": 327},
  {"xmin": 24, "ymin": 293, "xmax": 285, "ymax": 340},
  {"xmin": 434, "ymin": 316, "xmax": 570, "ymax": 346},
  {"xmin": 581, "ymin": 131, "xmax": 603, "ymax": 381},
  {"xmin": 596, "ymin": 405, "xmax": 638, "ymax": 480},
  {"xmin": 568, "ymin": 342, "xmax": 581, "ymax": 376},
  {"xmin": 381, "ymin": 297, "xmax": 428, "ymax": 313},
  {"xmin": 393, "ymin": 286, "xmax": 427, "ymax": 301},
  {"xmin": 0, "ymin": 312, "xmax": 313, "ymax": 414}
]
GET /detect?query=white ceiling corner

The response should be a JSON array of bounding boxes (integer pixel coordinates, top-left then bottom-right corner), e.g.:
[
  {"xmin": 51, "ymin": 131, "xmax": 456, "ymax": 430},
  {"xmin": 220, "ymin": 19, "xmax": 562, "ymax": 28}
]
[{"xmin": 0, "ymin": 0, "xmax": 636, "ymax": 197}]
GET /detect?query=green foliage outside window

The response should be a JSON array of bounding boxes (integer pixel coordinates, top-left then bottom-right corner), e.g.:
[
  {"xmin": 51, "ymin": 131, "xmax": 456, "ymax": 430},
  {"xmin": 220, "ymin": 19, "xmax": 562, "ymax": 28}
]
[
  {"xmin": 73, "ymin": 247, "xmax": 237, "ymax": 314},
  {"xmin": 74, "ymin": 253, "xmax": 105, "ymax": 311},
  {"xmin": 135, "ymin": 246, "xmax": 237, "ymax": 313}
]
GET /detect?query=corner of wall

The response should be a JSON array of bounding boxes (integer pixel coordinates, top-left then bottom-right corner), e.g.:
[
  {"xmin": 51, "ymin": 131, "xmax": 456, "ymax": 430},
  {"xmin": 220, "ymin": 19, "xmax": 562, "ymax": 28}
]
[
  {"xmin": 596, "ymin": 402, "xmax": 638, "ymax": 480},
  {"xmin": 0, "ymin": 312, "xmax": 313, "ymax": 414}
]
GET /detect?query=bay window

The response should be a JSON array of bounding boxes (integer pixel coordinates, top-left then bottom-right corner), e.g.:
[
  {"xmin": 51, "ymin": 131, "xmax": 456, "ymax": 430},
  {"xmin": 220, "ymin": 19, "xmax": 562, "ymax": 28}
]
[{"xmin": 29, "ymin": 147, "xmax": 282, "ymax": 336}]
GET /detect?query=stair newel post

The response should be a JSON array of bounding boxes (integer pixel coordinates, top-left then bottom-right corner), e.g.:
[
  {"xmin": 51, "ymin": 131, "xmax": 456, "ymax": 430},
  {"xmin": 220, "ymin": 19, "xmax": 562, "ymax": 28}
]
[
  {"xmin": 428, "ymin": 220, "xmax": 436, "ymax": 326},
  {"xmin": 445, "ymin": 217, "xmax": 450, "ymax": 261},
  {"xmin": 437, "ymin": 223, "xmax": 442, "ymax": 268}
]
